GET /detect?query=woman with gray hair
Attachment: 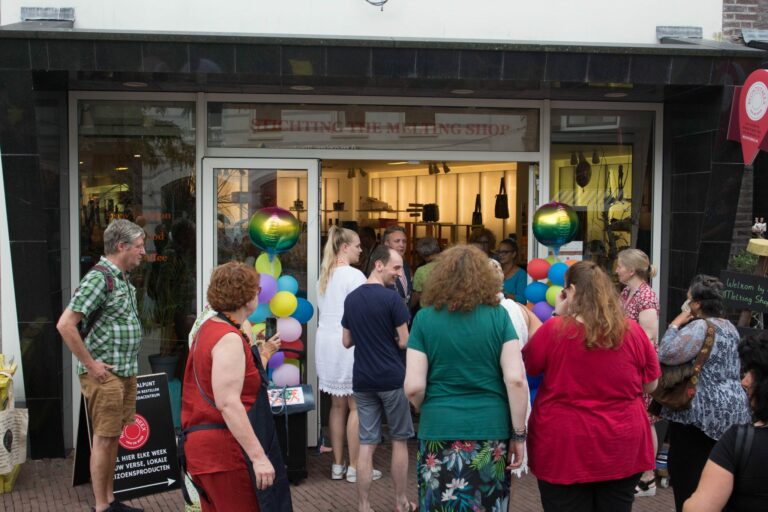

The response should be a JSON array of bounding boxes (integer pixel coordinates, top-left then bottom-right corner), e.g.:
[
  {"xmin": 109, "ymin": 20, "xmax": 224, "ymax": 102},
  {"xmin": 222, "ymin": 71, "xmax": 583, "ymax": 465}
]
[{"xmin": 410, "ymin": 237, "xmax": 441, "ymax": 309}]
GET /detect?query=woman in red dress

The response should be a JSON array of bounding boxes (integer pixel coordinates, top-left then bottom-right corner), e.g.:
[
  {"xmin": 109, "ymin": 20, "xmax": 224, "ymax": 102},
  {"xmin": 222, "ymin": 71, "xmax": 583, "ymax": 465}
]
[
  {"xmin": 181, "ymin": 262, "xmax": 280, "ymax": 511},
  {"xmin": 522, "ymin": 261, "xmax": 660, "ymax": 512}
]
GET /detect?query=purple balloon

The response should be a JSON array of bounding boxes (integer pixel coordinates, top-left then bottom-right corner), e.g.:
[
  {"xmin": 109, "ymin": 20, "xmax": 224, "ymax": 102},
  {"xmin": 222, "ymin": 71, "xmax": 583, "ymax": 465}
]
[
  {"xmin": 532, "ymin": 301, "xmax": 555, "ymax": 322},
  {"xmin": 268, "ymin": 351, "xmax": 285, "ymax": 368},
  {"xmin": 259, "ymin": 273, "xmax": 278, "ymax": 303}
]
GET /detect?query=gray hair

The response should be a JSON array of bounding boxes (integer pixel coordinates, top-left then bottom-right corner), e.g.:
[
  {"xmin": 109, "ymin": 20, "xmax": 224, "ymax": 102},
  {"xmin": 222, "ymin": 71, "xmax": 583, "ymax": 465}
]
[
  {"xmin": 415, "ymin": 237, "xmax": 440, "ymax": 258},
  {"xmin": 103, "ymin": 219, "xmax": 145, "ymax": 255},
  {"xmin": 383, "ymin": 225, "xmax": 406, "ymax": 243}
]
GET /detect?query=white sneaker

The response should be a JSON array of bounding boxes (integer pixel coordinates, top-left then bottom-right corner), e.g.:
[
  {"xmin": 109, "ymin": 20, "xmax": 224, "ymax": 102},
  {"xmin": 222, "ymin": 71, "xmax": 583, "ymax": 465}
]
[
  {"xmin": 345, "ymin": 466, "xmax": 382, "ymax": 483},
  {"xmin": 331, "ymin": 464, "xmax": 347, "ymax": 480}
]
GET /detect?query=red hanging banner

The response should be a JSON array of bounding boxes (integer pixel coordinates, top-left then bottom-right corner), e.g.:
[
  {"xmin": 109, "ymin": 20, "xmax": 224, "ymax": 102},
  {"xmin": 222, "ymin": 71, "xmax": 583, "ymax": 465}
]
[{"xmin": 739, "ymin": 69, "xmax": 768, "ymax": 166}]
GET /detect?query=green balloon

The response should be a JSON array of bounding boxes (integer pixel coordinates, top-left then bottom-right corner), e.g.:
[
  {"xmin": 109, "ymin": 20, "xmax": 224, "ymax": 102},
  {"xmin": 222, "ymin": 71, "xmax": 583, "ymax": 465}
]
[
  {"xmin": 248, "ymin": 207, "xmax": 300, "ymax": 256},
  {"xmin": 532, "ymin": 202, "xmax": 579, "ymax": 252}
]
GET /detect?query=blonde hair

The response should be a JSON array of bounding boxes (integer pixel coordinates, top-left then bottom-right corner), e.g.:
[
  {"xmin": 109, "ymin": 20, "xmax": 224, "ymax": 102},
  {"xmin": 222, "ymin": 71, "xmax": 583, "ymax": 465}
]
[
  {"xmin": 564, "ymin": 261, "xmax": 627, "ymax": 349},
  {"xmin": 618, "ymin": 248, "xmax": 657, "ymax": 282},
  {"xmin": 421, "ymin": 245, "xmax": 501, "ymax": 312},
  {"xmin": 318, "ymin": 226, "xmax": 359, "ymax": 295}
]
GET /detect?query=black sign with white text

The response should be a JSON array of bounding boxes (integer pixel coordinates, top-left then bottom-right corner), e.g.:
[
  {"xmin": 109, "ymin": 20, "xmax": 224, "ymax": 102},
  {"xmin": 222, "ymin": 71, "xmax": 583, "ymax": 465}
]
[
  {"xmin": 112, "ymin": 373, "xmax": 180, "ymax": 500},
  {"xmin": 720, "ymin": 270, "xmax": 768, "ymax": 313}
]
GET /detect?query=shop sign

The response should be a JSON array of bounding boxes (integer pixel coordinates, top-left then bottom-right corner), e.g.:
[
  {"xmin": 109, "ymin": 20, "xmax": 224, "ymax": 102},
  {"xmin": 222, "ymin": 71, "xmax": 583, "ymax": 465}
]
[
  {"xmin": 719, "ymin": 270, "xmax": 768, "ymax": 312},
  {"xmin": 730, "ymin": 69, "xmax": 768, "ymax": 166},
  {"xmin": 73, "ymin": 373, "xmax": 180, "ymax": 500}
]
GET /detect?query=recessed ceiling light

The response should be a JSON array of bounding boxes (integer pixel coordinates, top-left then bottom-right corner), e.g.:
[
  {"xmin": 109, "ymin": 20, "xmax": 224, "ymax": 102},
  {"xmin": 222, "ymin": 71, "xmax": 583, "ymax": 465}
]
[
  {"xmin": 450, "ymin": 89, "xmax": 474, "ymax": 95},
  {"xmin": 79, "ymin": 161, "xmax": 84, "ymax": 165},
  {"xmin": 290, "ymin": 85, "xmax": 314, "ymax": 91},
  {"xmin": 133, "ymin": 154, "xmax": 141, "ymax": 158},
  {"xmin": 387, "ymin": 161, "xmax": 409, "ymax": 165},
  {"xmin": 114, "ymin": 166, "xmax": 129, "ymax": 171},
  {"xmin": 604, "ymin": 92, "xmax": 628, "ymax": 98},
  {"xmin": 123, "ymin": 81, "xmax": 148, "ymax": 88}
]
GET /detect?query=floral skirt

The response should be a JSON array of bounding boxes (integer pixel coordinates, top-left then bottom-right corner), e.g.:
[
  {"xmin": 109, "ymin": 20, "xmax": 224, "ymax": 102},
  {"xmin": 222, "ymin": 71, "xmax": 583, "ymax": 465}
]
[{"xmin": 417, "ymin": 439, "xmax": 510, "ymax": 512}]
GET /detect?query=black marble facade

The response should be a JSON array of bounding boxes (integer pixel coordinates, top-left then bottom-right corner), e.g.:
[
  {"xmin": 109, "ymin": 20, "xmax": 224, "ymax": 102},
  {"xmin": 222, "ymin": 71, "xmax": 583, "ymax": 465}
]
[{"xmin": 0, "ymin": 69, "xmax": 68, "ymax": 458}]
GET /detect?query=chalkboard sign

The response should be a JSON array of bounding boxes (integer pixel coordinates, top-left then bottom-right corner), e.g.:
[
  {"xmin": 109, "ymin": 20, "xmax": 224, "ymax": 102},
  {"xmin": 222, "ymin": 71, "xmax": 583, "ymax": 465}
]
[
  {"xmin": 720, "ymin": 270, "xmax": 768, "ymax": 313},
  {"xmin": 73, "ymin": 373, "xmax": 181, "ymax": 500}
]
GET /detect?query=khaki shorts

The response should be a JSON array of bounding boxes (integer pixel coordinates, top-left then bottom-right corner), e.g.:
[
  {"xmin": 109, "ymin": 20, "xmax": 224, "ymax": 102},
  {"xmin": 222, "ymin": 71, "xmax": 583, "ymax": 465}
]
[{"xmin": 79, "ymin": 373, "xmax": 137, "ymax": 437}]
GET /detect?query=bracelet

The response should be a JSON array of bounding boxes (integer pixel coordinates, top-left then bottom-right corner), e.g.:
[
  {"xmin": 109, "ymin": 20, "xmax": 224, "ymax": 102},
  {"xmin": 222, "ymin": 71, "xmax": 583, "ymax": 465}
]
[{"xmin": 510, "ymin": 431, "xmax": 527, "ymax": 442}]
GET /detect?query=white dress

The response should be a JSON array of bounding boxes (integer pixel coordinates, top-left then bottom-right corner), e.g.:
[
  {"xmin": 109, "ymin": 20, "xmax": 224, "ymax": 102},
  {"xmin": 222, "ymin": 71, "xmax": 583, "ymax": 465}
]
[
  {"xmin": 500, "ymin": 295, "xmax": 531, "ymax": 477},
  {"xmin": 315, "ymin": 266, "xmax": 366, "ymax": 396}
]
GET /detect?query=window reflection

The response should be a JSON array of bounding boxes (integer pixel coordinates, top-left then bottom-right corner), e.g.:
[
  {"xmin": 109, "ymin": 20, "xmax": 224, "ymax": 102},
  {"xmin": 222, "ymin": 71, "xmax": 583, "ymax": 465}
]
[{"xmin": 77, "ymin": 100, "xmax": 196, "ymax": 376}]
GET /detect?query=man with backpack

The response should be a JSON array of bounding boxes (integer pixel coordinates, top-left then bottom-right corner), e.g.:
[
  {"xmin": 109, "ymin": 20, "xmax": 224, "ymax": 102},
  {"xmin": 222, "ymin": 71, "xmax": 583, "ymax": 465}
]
[{"xmin": 57, "ymin": 219, "xmax": 146, "ymax": 512}]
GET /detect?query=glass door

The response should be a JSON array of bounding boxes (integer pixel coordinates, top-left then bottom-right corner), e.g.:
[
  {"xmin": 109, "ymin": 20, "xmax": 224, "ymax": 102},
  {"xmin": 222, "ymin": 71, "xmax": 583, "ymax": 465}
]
[{"xmin": 201, "ymin": 158, "xmax": 320, "ymax": 442}]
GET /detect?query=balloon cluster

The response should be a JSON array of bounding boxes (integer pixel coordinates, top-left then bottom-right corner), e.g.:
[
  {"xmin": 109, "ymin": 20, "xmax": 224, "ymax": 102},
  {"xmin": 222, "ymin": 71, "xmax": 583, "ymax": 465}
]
[
  {"xmin": 526, "ymin": 202, "xmax": 580, "ymax": 322},
  {"xmin": 246, "ymin": 207, "xmax": 313, "ymax": 387}
]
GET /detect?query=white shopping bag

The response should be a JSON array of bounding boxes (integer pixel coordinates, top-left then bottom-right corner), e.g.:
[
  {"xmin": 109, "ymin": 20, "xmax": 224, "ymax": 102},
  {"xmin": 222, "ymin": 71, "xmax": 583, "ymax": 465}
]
[{"xmin": 0, "ymin": 371, "xmax": 28, "ymax": 474}]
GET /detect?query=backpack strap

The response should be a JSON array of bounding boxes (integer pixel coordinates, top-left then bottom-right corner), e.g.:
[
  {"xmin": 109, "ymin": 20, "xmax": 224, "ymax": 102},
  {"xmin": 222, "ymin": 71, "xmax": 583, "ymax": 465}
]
[{"xmin": 78, "ymin": 264, "xmax": 115, "ymax": 338}]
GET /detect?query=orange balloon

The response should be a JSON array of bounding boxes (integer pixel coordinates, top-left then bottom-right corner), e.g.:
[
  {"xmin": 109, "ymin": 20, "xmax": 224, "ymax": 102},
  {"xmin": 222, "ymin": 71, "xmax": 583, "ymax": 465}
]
[{"xmin": 565, "ymin": 259, "xmax": 578, "ymax": 266}]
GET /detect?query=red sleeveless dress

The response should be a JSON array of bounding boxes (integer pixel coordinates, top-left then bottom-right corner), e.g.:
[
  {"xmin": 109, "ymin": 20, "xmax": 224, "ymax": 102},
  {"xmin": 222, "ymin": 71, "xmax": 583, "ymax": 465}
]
[{"xmin": 181, "ymin": 319, "xmax": 262, "ymax": 475}]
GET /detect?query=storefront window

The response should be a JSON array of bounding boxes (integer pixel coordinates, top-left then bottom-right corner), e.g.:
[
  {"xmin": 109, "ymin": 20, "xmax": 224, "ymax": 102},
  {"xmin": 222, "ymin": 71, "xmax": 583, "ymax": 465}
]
[
  {"xmin": 550, "ymin": 109, "xmax": 655, "ymax": 274},
  {"xmin": 77, "ymin": 100, "xmax": 196, "ymax": 375},
  {"xmin": 208, "ymin": 102, "xmax": 539, "ymax": 152}
]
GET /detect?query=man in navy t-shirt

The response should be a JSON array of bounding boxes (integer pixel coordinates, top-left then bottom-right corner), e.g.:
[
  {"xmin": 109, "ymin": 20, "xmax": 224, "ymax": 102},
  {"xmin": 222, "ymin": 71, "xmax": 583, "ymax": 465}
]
[{"xmin": 342, "ymin": 245, "xmax": 415, "ymax": 512}]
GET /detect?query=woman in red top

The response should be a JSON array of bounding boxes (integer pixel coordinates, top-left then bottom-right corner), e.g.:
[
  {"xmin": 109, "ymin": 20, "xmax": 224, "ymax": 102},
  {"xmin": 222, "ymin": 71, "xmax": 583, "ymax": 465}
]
[
  {"xmin": 181, "ymin": 262, "xmax": 276, "ymax": 511},
  {"xmin": 522, "ymin": 261, "xmax": 661, "ymax": 512}
]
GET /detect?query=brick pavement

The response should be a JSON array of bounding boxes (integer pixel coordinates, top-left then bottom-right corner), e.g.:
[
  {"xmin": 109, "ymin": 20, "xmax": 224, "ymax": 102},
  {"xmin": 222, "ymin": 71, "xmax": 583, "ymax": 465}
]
[{"xmin": 2, "ymin": 441, "xmax": 674, "ymax": 511}]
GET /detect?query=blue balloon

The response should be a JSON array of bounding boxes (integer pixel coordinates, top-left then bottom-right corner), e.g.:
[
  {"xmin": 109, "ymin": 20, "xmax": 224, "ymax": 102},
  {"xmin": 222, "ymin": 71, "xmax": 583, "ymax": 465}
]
[
  {"xmin": 291, "ymin": 298, "xmax": 315, "ymax": 324},
  {"xmin": 525, "ymin": 282, "xmax": 549, "ymax": 304},
  {"xmin": 277, "ymin": 275, "xmax": 299, "ymax": 295},
  {"xmin": 248, "ymin": 303, "xmax": 271, "ymax": 324},
  {"xmin": 547, "ymin": 262, "xmax": 568, "ymax": 287}
]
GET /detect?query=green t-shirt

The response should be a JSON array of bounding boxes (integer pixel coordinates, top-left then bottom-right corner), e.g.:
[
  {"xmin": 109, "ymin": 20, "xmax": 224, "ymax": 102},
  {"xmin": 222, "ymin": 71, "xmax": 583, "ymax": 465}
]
[{"xmin": 408, "ymin": 304, "xmax": 517, "ymax": 440}]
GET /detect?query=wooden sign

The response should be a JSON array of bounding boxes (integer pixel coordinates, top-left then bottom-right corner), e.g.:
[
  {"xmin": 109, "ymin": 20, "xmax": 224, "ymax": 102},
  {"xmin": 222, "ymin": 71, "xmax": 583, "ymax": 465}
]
[{"xmin": 720, "ymin": 270, "xmax": 768, "ymax": 312}]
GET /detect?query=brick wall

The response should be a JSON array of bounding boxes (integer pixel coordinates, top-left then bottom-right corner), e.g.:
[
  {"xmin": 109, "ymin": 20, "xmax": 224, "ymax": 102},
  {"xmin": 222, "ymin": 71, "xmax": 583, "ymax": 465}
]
[{"xmin": 723, "ymin": 0, "xmax": 768, "ymax": 42}]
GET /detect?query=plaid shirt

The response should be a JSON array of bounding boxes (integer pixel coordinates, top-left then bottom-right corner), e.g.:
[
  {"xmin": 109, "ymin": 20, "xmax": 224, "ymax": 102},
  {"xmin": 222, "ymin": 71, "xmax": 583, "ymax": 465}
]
[{"xmin": 68, "ymin": 256, "xmax": 142, "ymax": 377}]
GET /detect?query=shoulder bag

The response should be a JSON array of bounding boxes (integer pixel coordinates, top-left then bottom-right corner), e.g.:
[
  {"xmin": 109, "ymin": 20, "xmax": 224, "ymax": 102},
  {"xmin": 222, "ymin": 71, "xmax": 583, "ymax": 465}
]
[
  {"xmin": 649, "ymin": 320, "xmax": 715, "ymax": 412},
  {"xmin": 471, "ymin": 194, "xmax": 483, "ymax": 225},
  {"xmin": 494, "ymin": 177, "xmax": 510, "ymax": 219}
]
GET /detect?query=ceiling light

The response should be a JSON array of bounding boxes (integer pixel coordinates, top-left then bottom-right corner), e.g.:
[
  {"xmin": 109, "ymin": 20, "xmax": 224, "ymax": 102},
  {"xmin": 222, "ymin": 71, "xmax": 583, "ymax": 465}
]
[
  {"xmin": 358, "ymin": 168, "xmax": 367, "ymax": 177},
  {"xmin": 79, "ymin": 161, "xmax": 84, "ymax": 165},
  {"xmin": 347, "ymin": 168, "xmax": 356, "ymax": 179},
  {"xmin": 123, "ymin": 81, "xmax": 147, "ymax": 88},
  {"xmin": 450, "ymin": 89, "xmax": 474, "ymax": 95},
  {"xmin": 133, "ymin": 154, "xmax": 141, "ymax": 158},
  {"xmin": 592, "ymin": 150, "xmax": 600, "ymax": 164},
  {"xmin": 442, "ymin": 162, "xmax": 451, "ymax": 174},
  {"xmin": 387, "ymin": 161, "xmax": 409, "ymax": 165},
  {"xmin": 570, "ymin": 152, "xmax": 578, "ymax": 165},
  {"xmin": 604, "ymin": 92, "xmax": 628, "ymax": 98},
  {"xmin": 290, "ymin": 85, "xmax": 314, "ymax": 91},
  {"xmin": 115, "ymin": 166, "xmax": 129, "ymax": 171}
]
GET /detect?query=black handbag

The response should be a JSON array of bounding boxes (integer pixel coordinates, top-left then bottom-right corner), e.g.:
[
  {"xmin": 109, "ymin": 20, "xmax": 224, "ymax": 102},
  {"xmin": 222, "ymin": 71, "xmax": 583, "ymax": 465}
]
[
  {"xmin": 494, "ymin": 178, "xmax": 510, "ymax": 219},
  {"xmin": 471, "ymin": 194, "xmax": 483, "ymax": 225},
  {"xmin": 423, "ymin": 203, "xmax": 440, "ymax": 222}
]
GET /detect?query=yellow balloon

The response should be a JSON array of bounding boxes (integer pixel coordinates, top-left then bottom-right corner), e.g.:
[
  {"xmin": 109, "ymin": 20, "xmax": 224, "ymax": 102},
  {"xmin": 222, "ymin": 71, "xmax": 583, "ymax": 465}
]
[
  {"xmin": 545, "ymin": 255, "xmax": 560, "ymax": 264},
  {"xmin": 283, "ymin": 358, "xmax": 301, "ymax": 369},
  {"xmin": 270, "ymin": 291, "xmax": 298, "ymax": 317},
  {"xmin": 255, "ymin": 253, "xmax": 282, "ymax": 278},
  {"xmin": 252, "ymin": 323, "xmax": 266, "ymax": 337}
]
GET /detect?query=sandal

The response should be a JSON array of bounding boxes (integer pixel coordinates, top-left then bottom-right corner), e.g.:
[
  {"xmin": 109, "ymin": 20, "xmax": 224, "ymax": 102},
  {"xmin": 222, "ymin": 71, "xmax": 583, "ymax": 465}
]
[{"xmin": 634, "ymin": 478, "xmax": 657, "ymax": 497}]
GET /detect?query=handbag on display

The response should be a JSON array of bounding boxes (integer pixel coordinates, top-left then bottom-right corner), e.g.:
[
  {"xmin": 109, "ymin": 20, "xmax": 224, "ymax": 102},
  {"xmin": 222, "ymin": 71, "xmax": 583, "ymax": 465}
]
[
  {"xmin": 494, "ymin": 177, "xmax": 510, "ymax": 219},
  {"xmin": 0, "ymin": 371, "xmax": 28, "ymax": 474},
  {"xmin": 471, "ymin": 194, "xmax": 483, "ymax": 225},
  {"xmin": 649, "ymin": 320, "xmax": 715, "ymax": 413}
]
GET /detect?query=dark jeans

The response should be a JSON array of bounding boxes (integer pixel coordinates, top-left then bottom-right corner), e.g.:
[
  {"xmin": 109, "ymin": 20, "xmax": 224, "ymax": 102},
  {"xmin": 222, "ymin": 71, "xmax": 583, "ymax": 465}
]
[
  {"xmin": 537, "ymin": 472, "xmax": 642, "ymax": 512},
  {"xmin": 667, "ymin": 421, "xmax": 717, "ymax": 512}
]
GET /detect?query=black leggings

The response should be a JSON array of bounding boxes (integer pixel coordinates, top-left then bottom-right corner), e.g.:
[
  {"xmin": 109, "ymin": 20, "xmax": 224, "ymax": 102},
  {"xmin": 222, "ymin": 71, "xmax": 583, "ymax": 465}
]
[
  {"xmin": 667, "ymin": 421, "xmax": 717, "ymax": 512},
  {"xmin": 537, "ymin": 472, "xmax": 642, "ymax": 512}
]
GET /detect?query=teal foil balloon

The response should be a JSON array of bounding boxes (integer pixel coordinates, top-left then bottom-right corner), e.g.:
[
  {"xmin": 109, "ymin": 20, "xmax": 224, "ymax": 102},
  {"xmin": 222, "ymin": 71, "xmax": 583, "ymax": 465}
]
[
  {"xmin": 248, "ymin": 207, "xmax": 301, "ymax": 257},
  {"xmin": 532, "ymin": 202, "xmax": 579, "ymax": 254}
]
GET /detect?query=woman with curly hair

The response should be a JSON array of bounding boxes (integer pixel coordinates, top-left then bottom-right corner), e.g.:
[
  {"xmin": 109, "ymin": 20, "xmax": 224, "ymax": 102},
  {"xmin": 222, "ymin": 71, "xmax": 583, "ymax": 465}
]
[
  {"xmin": 404, "ymin": 245, "xmax": 528, "ymax": 511},
  {"xmin": 658, "ymin": 274, "xmax": 750, "ymax": 511},
  {"xmin": 522, "ymin": 261, "xmax": 660, "ymax": 512},
  {"xmin": 181, "ymin": 261, "xmax": 292, "ymax": 511},
  {"xmin": 684, "ymin": 330, "xmax": 768, "ymax": 511}
]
